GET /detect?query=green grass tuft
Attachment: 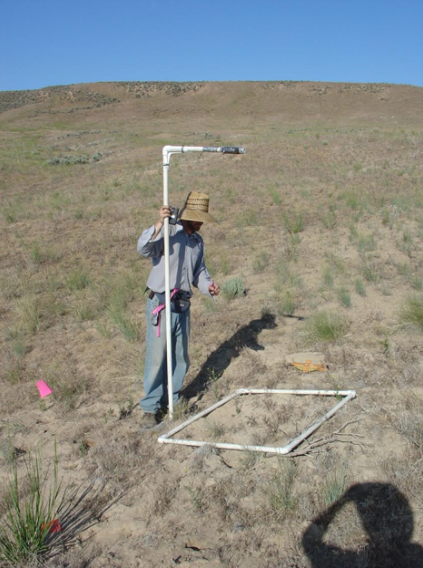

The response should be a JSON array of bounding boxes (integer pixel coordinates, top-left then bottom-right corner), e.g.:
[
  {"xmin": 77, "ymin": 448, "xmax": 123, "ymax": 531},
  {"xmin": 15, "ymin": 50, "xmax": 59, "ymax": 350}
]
[
  {"xmin": 263, "ymin": 460, "xmax": 297, "ymax": 522},
  {"xmin": 355, "ymin": 277, "xmax": 367, "ymax": 296},
  {"xmin": 337, "ymin": 286, "xmax": 351, "ymax": 308},
  {"xmin": 283, "ymin": 211, "xmax": 304, "ymax": 234},
  {"xmin": 399, "ymin": 295, "xmax": 423, "ymax": 330},
  {"xmin": 303, "ymin": 311, "xmax": 348, "ymax": 343},
  {"xmin": 0, "ymin": 445, "xmax": 66, "ymax": 564}
]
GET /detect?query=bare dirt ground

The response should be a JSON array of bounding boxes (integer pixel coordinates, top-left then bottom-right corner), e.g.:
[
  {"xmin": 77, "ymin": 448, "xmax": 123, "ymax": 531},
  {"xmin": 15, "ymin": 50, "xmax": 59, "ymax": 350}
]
[{"xmin": 1, "ymin": 81, "xmax": 423, "ymax": 567}]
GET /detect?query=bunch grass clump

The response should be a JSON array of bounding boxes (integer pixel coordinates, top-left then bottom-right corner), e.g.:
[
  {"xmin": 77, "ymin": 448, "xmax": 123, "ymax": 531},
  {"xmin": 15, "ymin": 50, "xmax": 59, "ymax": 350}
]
[
  {"xmin": 337, "ymin": 286, "xmax": 351, "ymax": 308},
  {"xmin": 66, "ymin": 268, "xmax": 92, "ymax": 291},
  {"xmin": 263, "ymin": 460, "xmax": 297, "ymax": 522},
  {"xmin": 15, "ymin": 296, "xmax": 41, "ymax": 335},
  {"xmin": 283, "ymin": 211, "xmax": 304, "ymax": 234},
  {"xmin": 319, "ymin": 207, "xmax": 337, "ymax": 230},
  {"xmin": 399, "ymin": 294, "xmax": 423, "ymax": 330},
  {"xmin": 303, "ymin": 311, "xmax": 348, "ymax": 343},
  {"xmin": 0, "ymin": 445, "xmax": 66, "ymax": 564},
  {"xmin": 277, "ymin": 290, "xmax": 296, "ymax": 316},
  {"xmin": 323, "ymin": 468, "xmax": 348, "ymax": 506},
  {"xmin": 355, "ymin": 277, "xmax": 366, "ymax": 297},
  {"xmin": 107, "ymin": 303, "xmax": 141, "ymax": 341}
]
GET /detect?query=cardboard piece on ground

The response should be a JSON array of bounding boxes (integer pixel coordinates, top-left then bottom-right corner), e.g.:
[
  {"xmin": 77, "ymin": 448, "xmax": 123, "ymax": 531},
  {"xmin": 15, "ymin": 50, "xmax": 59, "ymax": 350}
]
[
  {"xmin": 285, "ymin": 352, "xmax": 327, "ymax": 372},
  {"xmin": 285, "ymin": 352, "xmax": 326, "ymax": 364}
]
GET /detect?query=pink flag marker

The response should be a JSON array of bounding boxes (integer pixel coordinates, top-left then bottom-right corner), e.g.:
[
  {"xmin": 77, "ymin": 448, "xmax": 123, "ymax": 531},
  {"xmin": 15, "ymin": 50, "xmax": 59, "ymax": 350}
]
[
  {"xmin": 41, "ymin": 519, "xmax": 62, "ymax": 533},
  {"xmin": 36, "ymin": 380, "xmax": 53, "ymax": 398}
]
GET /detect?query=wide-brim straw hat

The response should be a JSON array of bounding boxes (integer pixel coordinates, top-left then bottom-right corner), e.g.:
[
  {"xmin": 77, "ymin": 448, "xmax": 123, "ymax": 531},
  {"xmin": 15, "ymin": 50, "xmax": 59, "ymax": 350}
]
[{"xmin": 179, "ymin": 191, "xmax": 217, "ymax": 223}]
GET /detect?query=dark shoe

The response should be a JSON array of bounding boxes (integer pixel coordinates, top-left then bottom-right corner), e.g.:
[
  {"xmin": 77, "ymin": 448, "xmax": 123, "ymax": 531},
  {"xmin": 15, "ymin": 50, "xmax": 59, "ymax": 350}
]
[
  {"xmin": 156, "ymin": 408, "xmax": 168, "ymax": 423},
  {"xmin": 140, "ymin": 412, "xmax": 159, "ymax": 430}
]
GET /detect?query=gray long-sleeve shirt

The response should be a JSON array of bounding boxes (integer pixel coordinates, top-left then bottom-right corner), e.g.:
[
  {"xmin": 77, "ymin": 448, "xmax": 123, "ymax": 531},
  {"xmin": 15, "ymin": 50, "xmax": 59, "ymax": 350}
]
[{"xmin": 137, "ymin": 223, "xmax": 212, "ymax": 299}]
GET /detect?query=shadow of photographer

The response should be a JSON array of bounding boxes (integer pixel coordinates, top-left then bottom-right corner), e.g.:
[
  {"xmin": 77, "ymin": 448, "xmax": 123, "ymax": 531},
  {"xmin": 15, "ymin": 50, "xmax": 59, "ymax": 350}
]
[
  {"xmin": 303, "ymin": 482, "xmax": 423, "ymax": 568},
  {"xmin": 181, "ymin": 312, "xmax": 277, "ymax": 402}
]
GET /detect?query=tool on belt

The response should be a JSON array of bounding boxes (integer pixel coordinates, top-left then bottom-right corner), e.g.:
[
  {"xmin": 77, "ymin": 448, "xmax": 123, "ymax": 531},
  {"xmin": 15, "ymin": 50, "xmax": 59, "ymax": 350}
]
[{"xmin": 149, "ymin": 289, "xmax": 191, "ymax": 337}]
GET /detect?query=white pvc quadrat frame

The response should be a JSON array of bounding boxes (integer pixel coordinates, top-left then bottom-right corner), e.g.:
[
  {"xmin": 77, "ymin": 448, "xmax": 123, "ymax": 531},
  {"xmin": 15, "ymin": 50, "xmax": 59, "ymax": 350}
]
[{"xmin": 158, "ymin": 388, "xmax": 357, "ymax": 455}]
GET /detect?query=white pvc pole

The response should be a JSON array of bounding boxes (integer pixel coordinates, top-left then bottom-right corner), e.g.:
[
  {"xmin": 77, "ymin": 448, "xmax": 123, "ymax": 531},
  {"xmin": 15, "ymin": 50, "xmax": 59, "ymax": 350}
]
[
  {"xmin": 162, "ymin": 145, "xmax": 244, "ymax": 420},
  {"xmin": 162, "ymin": 149, "xmax": 173, "ymax": 418}
]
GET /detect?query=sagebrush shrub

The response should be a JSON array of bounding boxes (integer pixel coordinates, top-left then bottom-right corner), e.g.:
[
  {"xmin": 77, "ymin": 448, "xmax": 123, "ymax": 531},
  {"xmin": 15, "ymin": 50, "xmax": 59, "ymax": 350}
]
[{"xmin": 221, "ymin": 277, "xmax": 245, "ymax": 300}]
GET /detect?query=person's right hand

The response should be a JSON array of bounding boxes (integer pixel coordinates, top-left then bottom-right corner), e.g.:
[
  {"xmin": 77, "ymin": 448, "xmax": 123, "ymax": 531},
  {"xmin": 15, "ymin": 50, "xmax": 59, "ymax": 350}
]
[
  {"xmin": 151, "ymin": 205, "xmax": 172, "ymax": 239},
  {"xmin": 158, "ymin": 205, "xmax": 172, "ymax": 225}
]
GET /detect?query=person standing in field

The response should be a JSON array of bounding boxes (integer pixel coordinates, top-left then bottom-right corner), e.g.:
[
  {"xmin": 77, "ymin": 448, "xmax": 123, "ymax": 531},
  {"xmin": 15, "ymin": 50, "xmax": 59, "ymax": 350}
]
[{"xmin": 137, "ymin": 192, "xmax": 220, "ymax": 428}]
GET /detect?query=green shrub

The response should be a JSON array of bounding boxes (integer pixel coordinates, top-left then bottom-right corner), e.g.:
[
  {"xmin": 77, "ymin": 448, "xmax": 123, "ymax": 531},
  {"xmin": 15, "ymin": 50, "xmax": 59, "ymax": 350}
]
[
  {"xmin": 47, "ymin": 154, "xmax": 89, "ymax": 165},
  {"xmin": 221, "ymin": 277, "xmax": 245, "ymax": 300}
]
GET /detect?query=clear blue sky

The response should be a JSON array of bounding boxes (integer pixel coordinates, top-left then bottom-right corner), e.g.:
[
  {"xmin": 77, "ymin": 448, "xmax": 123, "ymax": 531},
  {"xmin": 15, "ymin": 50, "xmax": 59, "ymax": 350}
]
[{"xmin": 1, "ymin": 0, "xmax": 422, "ymax": 91}]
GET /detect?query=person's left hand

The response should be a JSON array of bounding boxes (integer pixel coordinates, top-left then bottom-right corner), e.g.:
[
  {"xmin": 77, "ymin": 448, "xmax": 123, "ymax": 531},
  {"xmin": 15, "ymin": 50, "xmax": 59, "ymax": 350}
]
[{"xmin": 209, "ymin": 281, "xmax": 220, "ymax": 297}]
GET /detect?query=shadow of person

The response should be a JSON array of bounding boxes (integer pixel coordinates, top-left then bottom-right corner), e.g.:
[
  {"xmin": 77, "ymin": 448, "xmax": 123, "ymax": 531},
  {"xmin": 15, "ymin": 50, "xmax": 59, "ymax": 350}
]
[
  {"xmin": 180, "ymin": 312, "xmax": 277, "ymax": 402},
  {"xmin": 303, "ymin": 482, "xmax": 423, "ymax": 568}
]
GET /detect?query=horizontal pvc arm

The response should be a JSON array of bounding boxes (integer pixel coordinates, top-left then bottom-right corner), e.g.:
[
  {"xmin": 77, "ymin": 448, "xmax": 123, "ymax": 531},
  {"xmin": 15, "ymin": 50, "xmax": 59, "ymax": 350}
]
[
  {"xmin": 163, "ymin": 145, "xmax": 245, "ymax": 158},
  {"xmin": 203, "ymin": 146, "xmax": 245, "ymax": 154},
  {"xmin": 221, "ymin": 146, "xmax": 245, "ymax": 154}
]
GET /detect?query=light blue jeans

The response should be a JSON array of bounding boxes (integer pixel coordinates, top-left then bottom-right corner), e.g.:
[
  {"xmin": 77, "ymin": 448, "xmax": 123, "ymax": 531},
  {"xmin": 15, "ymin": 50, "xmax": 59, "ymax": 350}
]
[{"xmin": 140, "ymin": 297, "xmax": 190, "ymax": 414}]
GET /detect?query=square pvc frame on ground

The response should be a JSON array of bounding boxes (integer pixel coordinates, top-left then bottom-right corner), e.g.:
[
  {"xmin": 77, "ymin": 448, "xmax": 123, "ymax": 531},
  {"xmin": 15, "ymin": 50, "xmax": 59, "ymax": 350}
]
[{"xmin": 158, "ymin": 388, "xmax": 357, "ymax": 455}]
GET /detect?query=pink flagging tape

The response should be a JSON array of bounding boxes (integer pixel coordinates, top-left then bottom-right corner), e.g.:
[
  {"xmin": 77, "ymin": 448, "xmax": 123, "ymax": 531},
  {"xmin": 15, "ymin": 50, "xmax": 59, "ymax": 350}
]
[
  {"xmin": 36, "ymin": 380, "xmax": 53, "ymax": 398},
  {"xmin": 152, "ymin": 288, "xmax": 179, "ymax": 337},
  {"xmin": 41, "ymin": 519, "xmax": 62, "ymax": 533}
]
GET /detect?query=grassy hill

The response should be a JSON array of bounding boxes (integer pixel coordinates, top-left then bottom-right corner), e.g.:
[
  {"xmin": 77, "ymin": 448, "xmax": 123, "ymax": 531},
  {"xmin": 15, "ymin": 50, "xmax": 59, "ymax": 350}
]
[{"xmin": 1, "ymin": 81, "xmax": 423, "ymax": 568}]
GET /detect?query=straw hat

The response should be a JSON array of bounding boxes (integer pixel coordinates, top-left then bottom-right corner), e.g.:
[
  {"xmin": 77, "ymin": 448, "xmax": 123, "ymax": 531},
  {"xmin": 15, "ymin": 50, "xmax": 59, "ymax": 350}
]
[{"xmin": 179, "ymin": 191, "xmax": 217, "ymax": 223}]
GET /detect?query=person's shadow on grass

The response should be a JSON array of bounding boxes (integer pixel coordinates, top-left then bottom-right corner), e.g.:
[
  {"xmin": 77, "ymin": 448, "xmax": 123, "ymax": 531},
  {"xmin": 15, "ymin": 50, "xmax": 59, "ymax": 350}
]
[
  {"xmin": 302, "ymin": 482, "xmax": 423, "ymax": 568},
  {"xmin": 181, "ymin": 312, "xmax": 277, "ymax": 402}
]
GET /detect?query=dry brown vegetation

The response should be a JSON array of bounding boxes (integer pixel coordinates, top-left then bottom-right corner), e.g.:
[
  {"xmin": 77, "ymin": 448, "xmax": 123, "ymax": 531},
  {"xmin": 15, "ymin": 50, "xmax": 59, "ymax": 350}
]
[{"xmin": 1, "ymin": 81, "xmax": 423, "ymax": 567}]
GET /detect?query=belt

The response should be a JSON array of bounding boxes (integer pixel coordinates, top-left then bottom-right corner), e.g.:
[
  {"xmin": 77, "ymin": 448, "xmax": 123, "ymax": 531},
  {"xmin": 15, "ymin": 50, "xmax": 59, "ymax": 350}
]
[
  {"xmin": 148, "ymin": 289, "xmax": 189, "ymax": 301},
  {"xmin": 151, "ymin": 289, "xmax": 179, "ymax": 337}
]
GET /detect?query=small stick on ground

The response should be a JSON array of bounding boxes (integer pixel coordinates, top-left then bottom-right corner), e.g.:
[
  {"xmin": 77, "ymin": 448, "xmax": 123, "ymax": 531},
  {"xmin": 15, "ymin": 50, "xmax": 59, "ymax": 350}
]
[{"xmin": 267, "ymin": 419, "xmax": 368, "ymax": 458}]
